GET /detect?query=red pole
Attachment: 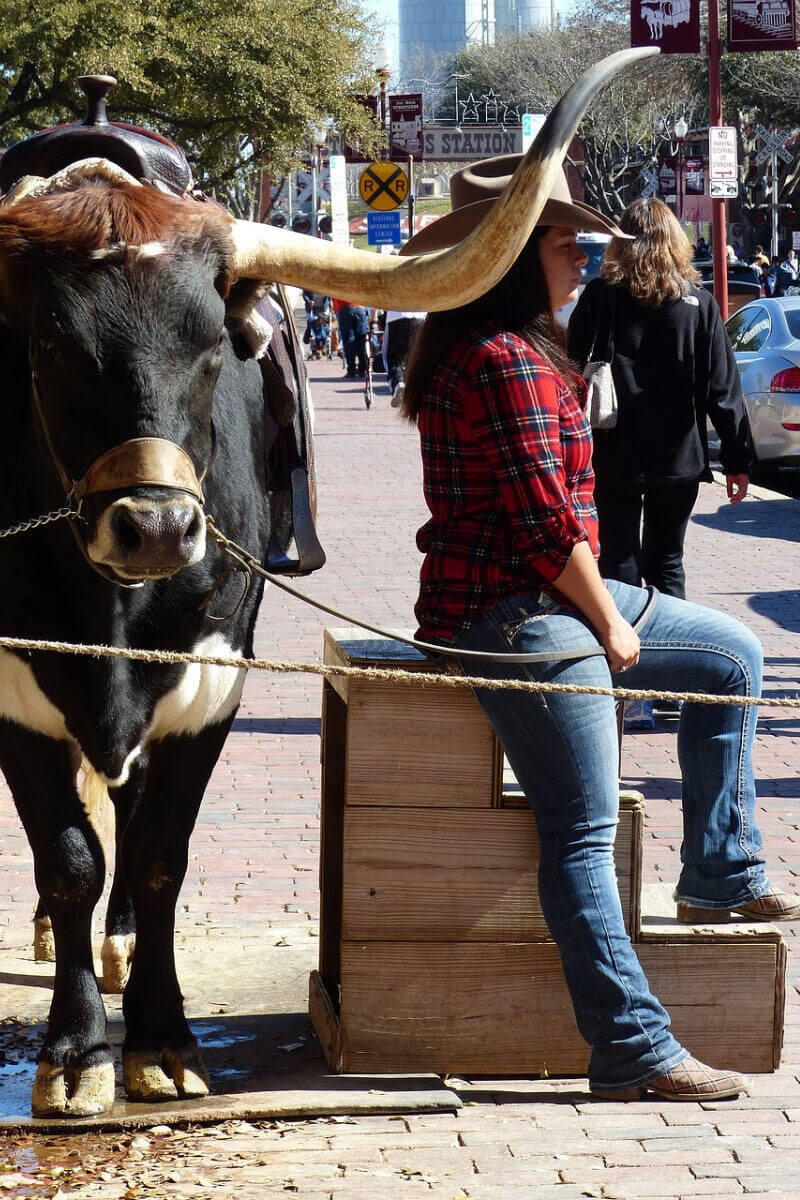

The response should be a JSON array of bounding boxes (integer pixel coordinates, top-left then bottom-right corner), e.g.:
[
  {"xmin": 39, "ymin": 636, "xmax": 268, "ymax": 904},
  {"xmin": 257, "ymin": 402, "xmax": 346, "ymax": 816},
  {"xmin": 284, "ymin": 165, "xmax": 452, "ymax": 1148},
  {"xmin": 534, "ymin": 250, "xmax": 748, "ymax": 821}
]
[{"xmin": 708, "ymin": 0, "xmax": 729, "ymax": 320}]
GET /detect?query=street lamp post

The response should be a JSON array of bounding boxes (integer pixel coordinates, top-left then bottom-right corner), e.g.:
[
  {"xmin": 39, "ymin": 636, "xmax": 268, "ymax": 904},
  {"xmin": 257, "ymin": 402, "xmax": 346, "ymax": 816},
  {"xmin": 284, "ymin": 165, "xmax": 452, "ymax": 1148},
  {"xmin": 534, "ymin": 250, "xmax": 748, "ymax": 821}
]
[
  {"xmin": 309, "ymin": 123, "xmax": 329, "ymax": 237},
  {"xmin": 674, "ymin": 116, "xmax": 688, "ymax": 221},
  {"xmin": 373, "ymin": 40, "xmax": 391, "ymax": 160}
]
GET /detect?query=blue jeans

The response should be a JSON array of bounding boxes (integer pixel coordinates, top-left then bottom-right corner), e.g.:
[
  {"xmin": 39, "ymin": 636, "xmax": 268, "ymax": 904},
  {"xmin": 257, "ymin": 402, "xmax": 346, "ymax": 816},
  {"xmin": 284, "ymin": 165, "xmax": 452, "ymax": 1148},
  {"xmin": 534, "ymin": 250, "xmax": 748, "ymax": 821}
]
[{"xmin": 452, "ymin": 580, "xmax": 766, "ymax": 1091}]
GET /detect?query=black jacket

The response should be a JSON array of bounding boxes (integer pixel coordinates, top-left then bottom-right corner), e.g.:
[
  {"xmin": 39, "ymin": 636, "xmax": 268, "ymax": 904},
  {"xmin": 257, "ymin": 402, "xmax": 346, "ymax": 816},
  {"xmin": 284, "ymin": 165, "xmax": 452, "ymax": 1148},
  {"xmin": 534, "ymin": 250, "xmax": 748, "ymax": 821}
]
[{"xmin": 568, "ymin": 278, "xmax": 753, "ymax": 485}]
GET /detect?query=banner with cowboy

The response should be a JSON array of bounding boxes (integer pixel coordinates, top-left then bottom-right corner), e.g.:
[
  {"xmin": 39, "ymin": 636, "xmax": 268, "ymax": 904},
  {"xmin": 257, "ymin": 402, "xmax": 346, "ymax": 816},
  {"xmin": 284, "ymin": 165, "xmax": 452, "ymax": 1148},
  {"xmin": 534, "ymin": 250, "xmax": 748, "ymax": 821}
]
[
  {"xmin": 727, "ymin": 0, "xmax": 797, "ymax": 52},
  {"xmin": 631, "ymin": 0, "xmax": 701, "ymax": 53}
]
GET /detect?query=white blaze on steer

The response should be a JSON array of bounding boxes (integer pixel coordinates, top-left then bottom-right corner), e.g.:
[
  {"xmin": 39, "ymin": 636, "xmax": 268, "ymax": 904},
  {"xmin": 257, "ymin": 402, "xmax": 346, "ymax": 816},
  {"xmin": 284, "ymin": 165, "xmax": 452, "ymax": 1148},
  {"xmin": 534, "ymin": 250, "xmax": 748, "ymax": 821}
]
[
  {"xmin": 0, "ymin": 633, "xmax": 244, "ymax": 763},
  {"xmin": 97, "ymin": 743, "xmax": 143, "ymax": 789},
  {"xmin": 0, "ymin": 648, "xmax": 70, "ymax": 738},
  {"xmin": 149, "ymin": 632, "xmax": 246, "ymax": 739}
]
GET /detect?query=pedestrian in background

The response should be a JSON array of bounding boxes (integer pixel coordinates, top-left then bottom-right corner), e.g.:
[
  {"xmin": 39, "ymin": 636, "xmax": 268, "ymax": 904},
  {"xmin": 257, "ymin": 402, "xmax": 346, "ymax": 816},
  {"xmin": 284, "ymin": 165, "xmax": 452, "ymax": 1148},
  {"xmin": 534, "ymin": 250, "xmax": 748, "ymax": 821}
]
[
  {"xmin": 383, "ymin": 309, "xmax": 425, "ymax": 407},
  {"xmin": 780, "ymin": 247, "xmax": 799, "ymax": 280},
  {"xmin": 568, "ymin": 198, "xmax": 752, "ymax": 727},
  {"xmin": 399, "ymin": 154, "xmax": 797, "ymax": 1105},
  {"xmin": 332, "ymin": 298, "xmax": 369, "ymax": 379}
]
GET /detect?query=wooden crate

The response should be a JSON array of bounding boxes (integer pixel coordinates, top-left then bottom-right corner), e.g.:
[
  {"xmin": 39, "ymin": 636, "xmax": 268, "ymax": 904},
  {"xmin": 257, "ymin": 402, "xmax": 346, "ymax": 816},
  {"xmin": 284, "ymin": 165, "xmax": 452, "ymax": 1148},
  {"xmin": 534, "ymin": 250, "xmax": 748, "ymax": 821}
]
[
  {"xmin": 313, "ymin": 631, "xmax": 786, "ymax": 1079},
  {"xmin": 340, "ymin": 798, "xmax": 642, "ymax": 943},
  {"xmin": 310, "ymin": 932, "xmax": 783, "ymax": 1076},
  {"xmin": 323, "ymin": 628, "xmax": 503, "ymax": 809}
]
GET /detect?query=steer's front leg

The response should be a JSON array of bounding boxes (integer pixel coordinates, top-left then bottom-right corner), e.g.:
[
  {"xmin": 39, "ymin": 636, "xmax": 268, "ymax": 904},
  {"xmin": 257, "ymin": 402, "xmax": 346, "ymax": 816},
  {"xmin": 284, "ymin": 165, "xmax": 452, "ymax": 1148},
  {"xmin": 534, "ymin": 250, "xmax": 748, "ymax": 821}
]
[
  {"xmin": 120, "ymin": 722, "xmax": 233, "ymax": 1101},
  {"xmin": 0, "ymin": 723, "xmax": 115, "ymax": 1116}
]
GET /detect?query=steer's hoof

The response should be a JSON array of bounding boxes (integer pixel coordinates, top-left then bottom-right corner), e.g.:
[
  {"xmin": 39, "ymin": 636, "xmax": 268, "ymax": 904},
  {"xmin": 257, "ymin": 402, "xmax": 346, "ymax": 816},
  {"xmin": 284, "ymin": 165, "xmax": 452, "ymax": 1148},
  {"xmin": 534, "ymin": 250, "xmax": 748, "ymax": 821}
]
[
  {"xmin": 101, "ymin": 934, "xmax": 136, "ymax": 993},
  {"xmin": 33, "ymin": 915, "xmax": 56, "ymax": 963},
  {"xmin": 32, "ymin": 1061, "xmax": 116, "ymax": 1117},
  {"xmin": 123, "ymin": 1045, "xmax": 210, "ymax": 1102}
]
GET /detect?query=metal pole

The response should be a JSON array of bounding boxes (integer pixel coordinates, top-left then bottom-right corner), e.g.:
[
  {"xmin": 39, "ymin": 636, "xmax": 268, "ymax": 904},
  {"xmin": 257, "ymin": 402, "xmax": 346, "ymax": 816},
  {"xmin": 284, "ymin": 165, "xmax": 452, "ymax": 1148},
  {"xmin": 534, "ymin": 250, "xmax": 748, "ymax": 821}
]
[
  {"xmin": 311, "ymin": 152, "xmax": 318, "ymax": 237},
  {"xmin": 379, "ymin": 77, "xmax": 388, "ymax": 160},
  {"xmin": 708, "ymin": 0, "xmax": 729, "ymax": 320},
  {"xmin": 407, "ymin": 154, "xmax": 415, "ymax": 241},
  {"xmin": 771, "ymin": 147, "xmax": 780, "ymax": 259}
]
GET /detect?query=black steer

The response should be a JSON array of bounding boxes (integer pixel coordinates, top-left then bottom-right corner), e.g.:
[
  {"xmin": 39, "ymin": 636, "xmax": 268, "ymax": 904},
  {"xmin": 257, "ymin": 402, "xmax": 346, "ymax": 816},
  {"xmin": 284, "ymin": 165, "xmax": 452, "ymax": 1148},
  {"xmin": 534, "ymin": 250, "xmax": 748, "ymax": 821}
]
[{"xmin": 0, "ymin": 176, "xmax": 304, "ymax": 1115}]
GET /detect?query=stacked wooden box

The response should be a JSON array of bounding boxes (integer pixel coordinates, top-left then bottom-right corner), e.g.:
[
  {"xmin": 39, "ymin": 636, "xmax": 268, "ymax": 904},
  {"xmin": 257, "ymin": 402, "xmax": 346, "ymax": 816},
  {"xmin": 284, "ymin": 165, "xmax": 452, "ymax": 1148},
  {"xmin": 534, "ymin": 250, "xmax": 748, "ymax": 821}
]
[{"xmin": 310, "ymin": 629, "xmax": 786, "ymax": 1077}]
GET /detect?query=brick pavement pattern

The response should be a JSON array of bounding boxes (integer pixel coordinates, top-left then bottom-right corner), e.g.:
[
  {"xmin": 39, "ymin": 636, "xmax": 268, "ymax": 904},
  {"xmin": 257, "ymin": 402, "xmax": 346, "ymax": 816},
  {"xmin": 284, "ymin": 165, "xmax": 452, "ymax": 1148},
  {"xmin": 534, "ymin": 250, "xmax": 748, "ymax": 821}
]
[{"xmin": 1, "ymin": 347, "xmax": 800, "ymax": 1197}]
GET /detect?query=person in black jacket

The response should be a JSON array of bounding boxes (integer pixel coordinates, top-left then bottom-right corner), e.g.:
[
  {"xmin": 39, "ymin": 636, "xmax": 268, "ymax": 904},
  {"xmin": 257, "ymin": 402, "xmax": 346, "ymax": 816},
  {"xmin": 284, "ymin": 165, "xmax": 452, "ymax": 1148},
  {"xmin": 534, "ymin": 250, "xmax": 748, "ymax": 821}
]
[{"xmin": 568, "ymin": 197, "xmax": 752, "ymax": 607}]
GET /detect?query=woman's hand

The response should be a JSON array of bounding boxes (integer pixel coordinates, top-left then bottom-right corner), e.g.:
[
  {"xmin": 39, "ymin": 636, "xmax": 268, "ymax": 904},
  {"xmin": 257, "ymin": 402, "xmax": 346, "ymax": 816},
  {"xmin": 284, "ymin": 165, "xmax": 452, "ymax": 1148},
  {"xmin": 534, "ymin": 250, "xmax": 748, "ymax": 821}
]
[
  {"xmin": 552, "ymin": 542, "xmax": 641, "ymax": 673},
  {"xmin": 600, "ymin": 615, "xmax": 641, "ymax": 674},
  {"xmin": 726, "ymin": 473, "xmax": 749, "ymax": 504}
]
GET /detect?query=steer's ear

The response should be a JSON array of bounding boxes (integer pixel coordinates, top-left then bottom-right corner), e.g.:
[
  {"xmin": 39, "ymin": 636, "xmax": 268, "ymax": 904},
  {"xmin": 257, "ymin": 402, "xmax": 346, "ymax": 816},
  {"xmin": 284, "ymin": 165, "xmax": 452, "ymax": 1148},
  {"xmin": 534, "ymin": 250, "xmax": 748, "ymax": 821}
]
[{"xmin": 213, "ymin": 269, "xmax": 231, "ymax": 299}]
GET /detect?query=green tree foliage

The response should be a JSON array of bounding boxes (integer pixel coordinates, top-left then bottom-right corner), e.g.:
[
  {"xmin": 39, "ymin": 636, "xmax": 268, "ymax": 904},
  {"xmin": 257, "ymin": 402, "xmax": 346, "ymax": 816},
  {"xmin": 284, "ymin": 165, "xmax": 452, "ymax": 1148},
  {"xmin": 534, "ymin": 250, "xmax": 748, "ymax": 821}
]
[{"xmin": 0, "ymin": 0, "xmax": 379, "ymax": 197}]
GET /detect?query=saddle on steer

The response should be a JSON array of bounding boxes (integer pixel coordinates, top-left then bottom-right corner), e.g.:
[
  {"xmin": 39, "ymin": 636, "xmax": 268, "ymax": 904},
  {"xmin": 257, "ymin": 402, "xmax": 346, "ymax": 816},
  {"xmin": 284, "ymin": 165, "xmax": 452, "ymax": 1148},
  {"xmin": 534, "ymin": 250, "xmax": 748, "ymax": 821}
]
[{"xmin": 1, "ymin": 74, "xmax": 325, "ymax": 577}]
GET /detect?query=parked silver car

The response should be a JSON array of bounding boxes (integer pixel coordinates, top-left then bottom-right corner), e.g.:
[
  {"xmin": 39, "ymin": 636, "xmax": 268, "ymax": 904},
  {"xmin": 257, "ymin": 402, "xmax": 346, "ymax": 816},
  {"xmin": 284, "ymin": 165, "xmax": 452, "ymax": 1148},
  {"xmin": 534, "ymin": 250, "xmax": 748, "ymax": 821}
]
[
  {"xmin": 555, "ymin": 232, "xmax": 611, "ymax": 325},
  {"xmin": 725, "ymin": 296, "xmax": 800, "ymax": 477}
]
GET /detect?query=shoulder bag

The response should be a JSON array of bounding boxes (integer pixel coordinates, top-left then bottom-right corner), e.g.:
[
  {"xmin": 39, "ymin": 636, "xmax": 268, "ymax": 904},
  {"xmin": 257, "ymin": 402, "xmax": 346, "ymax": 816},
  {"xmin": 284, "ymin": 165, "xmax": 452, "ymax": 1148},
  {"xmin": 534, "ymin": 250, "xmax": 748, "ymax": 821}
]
[{"xmin": 582, "ymin": 287, "xmax": 618, "ymax": 431}]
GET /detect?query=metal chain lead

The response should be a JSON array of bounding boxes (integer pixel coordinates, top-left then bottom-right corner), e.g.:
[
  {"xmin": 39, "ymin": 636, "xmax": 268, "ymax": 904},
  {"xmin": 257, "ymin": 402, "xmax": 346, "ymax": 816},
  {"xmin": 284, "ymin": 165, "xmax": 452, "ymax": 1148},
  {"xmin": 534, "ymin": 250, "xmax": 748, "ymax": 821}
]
[{"xmin": 0, "ymin": 500, "xmax": 79, "ymax": 540}]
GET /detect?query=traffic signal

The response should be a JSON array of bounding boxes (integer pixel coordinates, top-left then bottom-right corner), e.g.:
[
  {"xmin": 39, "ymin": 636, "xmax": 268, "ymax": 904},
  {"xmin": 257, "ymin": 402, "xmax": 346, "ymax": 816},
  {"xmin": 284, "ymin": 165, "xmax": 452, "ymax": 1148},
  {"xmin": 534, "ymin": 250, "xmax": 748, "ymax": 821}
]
[
  {"xmin": 318, "ymin": 214, "xmax": 332, "ymax": 235},
  {"xmin": 271, "ymin": 211, "xmax": 287, "ymax": 228},
  {"xmin": 292, "ymin": 213, "xmax": 312, "ymax": 234}
]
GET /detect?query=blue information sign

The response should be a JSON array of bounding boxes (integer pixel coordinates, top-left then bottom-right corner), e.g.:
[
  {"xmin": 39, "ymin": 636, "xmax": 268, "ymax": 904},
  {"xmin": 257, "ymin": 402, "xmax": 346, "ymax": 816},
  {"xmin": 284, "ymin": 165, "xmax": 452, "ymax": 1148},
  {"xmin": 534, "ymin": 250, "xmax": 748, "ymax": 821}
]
[{"xmin": 367, "ymin": 210, "xmax": 402, "ymax": 246}]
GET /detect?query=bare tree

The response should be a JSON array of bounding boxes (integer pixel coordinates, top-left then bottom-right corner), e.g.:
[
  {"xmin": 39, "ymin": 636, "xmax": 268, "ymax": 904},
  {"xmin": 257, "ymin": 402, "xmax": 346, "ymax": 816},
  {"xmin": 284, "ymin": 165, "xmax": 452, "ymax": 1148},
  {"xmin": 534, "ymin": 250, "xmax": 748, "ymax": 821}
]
[{"xmin": 448, "ymin": 4, "xmax": 702, "ymax": 215}]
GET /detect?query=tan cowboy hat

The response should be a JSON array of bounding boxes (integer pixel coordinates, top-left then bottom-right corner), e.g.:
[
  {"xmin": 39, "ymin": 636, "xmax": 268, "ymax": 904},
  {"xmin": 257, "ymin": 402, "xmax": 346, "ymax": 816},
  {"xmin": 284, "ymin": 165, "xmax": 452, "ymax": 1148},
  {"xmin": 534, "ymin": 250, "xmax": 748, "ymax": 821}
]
[{"xmin": 400, "ymin": 155, "xmax": 630, "ymax": 256}]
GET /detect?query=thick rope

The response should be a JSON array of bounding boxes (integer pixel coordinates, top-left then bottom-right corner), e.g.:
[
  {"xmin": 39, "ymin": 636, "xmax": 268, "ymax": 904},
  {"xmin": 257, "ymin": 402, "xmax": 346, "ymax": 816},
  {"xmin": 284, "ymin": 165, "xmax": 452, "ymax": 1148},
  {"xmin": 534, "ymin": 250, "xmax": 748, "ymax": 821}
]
[{"xmin": 0, "ymin": 633, "xmax": 796, "ymax": 708}]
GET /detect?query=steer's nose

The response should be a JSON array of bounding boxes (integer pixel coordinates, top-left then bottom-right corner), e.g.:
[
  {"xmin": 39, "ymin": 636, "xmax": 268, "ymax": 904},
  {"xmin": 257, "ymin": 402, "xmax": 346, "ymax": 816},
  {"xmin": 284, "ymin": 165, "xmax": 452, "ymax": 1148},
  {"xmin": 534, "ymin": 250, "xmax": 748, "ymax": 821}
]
[{"xmin": 110, "ymin": 497, "xmax": 204, "ymax": 573}]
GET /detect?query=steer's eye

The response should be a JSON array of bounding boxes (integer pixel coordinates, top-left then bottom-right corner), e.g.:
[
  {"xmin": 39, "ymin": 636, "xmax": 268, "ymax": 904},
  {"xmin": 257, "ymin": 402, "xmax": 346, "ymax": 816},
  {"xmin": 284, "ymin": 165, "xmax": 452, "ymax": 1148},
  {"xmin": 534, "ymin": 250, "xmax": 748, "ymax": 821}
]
[{"xmin": 38, "ymin": 340, "xmax": 58, "ymax": 359}]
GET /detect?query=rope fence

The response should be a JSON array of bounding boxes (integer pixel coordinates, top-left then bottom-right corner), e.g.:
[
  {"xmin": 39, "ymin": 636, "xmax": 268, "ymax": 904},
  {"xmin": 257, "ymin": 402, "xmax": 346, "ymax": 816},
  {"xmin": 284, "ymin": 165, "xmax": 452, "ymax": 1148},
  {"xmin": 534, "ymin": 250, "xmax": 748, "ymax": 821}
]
[{"xmin": 1, "ymin": 632, "xmax": 798, "ymax": 710}]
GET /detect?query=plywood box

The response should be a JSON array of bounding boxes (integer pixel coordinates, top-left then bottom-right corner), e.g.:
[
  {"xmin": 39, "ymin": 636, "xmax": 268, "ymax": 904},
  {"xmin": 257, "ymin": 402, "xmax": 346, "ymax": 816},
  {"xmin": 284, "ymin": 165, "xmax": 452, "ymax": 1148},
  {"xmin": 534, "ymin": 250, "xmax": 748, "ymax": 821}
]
[
  {"xmin": 323, "ymin": 628, "xmax": 502, "ymax": 809},
  {"xmin": 311, "ymin": 933, "xmax": 783, "ymax": 1076},
  {"xmin": 340, "ymin": 801, "xmax": 642, "ymax": 943},
  {"xmin": 313, "ymin": 630, "xmax": 786, "ymax": 1080}
]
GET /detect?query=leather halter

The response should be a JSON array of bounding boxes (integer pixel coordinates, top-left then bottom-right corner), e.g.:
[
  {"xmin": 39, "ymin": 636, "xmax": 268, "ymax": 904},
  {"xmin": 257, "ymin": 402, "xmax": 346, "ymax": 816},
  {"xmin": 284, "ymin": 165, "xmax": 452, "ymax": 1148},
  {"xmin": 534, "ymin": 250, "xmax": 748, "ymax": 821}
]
[{"xmin": 73, "ymin": 438, "xmax": 205, "ymax": 503}]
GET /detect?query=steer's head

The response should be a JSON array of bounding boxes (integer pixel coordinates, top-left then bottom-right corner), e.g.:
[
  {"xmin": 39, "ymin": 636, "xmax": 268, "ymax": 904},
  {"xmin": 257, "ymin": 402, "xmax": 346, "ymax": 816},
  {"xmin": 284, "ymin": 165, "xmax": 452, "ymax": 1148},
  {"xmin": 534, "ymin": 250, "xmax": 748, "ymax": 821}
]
[{"xmin": 0, "ymin": 175, "xmax": 235, "ymax": 581}]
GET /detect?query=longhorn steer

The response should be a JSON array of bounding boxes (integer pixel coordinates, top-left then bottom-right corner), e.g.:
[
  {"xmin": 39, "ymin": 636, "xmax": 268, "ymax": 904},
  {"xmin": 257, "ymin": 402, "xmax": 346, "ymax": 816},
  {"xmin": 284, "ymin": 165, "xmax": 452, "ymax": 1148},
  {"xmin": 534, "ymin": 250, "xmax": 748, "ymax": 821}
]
[
  {"xmin": 0, "ymin": 47, "xmax": 654, "ymax": 1117},
  {"xmin": 0, "ymin": 181, "xmax": 295, "ymax": 1115}
]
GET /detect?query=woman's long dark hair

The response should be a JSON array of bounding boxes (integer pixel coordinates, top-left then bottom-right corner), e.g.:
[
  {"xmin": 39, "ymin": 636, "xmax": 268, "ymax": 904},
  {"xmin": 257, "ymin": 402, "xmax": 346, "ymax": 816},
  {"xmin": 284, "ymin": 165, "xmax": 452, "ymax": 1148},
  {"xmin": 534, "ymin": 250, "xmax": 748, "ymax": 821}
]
[{"xmin": 401, "ymin": 227, "xmax": 578, "ymax": 422}]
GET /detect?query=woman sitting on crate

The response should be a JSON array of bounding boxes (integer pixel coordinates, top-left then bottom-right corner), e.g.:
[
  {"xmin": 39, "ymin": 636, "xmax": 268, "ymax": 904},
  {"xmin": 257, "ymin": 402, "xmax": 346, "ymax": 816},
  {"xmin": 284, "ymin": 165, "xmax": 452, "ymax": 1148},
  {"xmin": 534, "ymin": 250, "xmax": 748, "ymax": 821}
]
[{"xmin": 399, "ymin": 155, "xmax": 800, "ymax": 1103}]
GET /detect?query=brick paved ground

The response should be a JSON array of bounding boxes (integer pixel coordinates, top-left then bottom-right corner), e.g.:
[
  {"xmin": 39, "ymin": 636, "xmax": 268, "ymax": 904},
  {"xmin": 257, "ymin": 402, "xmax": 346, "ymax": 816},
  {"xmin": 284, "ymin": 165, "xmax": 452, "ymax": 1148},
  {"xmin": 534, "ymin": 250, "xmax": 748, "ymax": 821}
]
[{"xmin": 1, "ymin": 347, "xmax": 800, "ymax": 1197}]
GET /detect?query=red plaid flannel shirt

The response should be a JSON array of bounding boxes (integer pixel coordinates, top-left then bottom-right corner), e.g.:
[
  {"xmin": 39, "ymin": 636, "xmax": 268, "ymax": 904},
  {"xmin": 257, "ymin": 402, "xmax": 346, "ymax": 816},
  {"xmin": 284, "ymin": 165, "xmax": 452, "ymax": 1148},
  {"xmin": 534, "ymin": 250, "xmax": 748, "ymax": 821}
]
[{"xmin": 415, "ymin": 325, "xmax": 599, "ymax": 641}]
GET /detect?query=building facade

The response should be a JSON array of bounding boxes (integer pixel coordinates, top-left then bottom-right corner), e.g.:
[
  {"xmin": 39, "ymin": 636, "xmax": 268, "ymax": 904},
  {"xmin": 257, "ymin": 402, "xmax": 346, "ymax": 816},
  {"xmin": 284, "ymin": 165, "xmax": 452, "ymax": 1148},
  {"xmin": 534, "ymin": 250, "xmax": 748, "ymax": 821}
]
[{"xmin": 399, "ymin": 0, "xmax": 555, "ymax": 78}]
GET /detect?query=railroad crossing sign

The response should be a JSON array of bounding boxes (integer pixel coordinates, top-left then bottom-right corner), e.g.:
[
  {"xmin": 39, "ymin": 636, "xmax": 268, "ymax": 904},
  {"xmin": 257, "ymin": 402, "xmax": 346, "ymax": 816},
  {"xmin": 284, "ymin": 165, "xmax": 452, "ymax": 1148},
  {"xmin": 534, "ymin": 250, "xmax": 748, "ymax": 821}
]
[
  {"xmin": 639, "ymin": 165, "xmax": 658, "ymax": 199},
  {"xmin": 755, "ymin": 125, "xmax": 792, "ymax": 167},
  {"xmin": 359, "ymin": 161, "xmax": 409, "ymax": 210}
]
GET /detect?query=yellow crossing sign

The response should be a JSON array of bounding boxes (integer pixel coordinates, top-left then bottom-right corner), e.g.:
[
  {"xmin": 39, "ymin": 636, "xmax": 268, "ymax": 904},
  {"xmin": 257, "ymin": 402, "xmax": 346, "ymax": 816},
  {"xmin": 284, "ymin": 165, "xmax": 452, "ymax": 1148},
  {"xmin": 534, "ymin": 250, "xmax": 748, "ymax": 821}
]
[{"xmin": 359, "ymin": 161, "xmax": 409, "ymax": 211}]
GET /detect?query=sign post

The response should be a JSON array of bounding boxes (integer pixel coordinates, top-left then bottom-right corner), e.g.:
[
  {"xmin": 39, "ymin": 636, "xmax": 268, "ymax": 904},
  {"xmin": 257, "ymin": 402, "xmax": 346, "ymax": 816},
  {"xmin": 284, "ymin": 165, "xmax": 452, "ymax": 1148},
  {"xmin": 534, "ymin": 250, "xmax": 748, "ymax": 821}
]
[
  {"xmin": 755, "ymin": 125, "xmax": 792, "ymax": 258},
  {"xmin": 328, "ymin": 154, "xmax": 349, "ymax": 246}
]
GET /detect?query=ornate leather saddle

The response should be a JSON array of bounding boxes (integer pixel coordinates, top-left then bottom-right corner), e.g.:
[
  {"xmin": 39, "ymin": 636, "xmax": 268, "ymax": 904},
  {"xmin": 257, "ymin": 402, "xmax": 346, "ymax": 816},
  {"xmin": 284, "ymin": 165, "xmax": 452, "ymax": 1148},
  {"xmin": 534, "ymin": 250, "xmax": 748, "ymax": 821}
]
[{"xmin": 0, "ymin": 74, "xmax": 325, "ymax": 577}]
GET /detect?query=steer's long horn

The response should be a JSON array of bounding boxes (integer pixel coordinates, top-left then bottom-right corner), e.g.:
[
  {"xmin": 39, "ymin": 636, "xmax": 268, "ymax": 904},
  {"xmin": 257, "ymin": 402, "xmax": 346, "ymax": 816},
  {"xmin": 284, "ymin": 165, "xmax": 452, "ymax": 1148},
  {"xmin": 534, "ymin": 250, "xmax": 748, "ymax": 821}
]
[{"xmin": 232, "ymin": 47, "xmax": 658, "ymax": 312}]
